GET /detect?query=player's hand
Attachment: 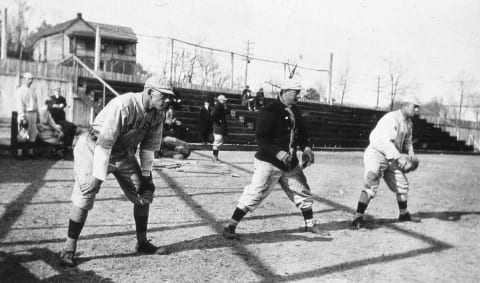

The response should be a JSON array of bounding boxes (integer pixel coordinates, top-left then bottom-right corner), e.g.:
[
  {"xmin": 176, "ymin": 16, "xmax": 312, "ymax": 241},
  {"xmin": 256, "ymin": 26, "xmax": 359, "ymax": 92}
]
[
  {"xmin": 138, "ymin": 173, "xmax": 155, "ymax": 205},
  {"xmin": 302, "ymin": 147, "xmax": 314, "ymax": 168},
  {"xmin": 396, "ymin": 155, "xmax": 409, "ymax": 170},
  {"xmin": 81, "ymin": 177, "xmax": 103, "ymax": 194}
]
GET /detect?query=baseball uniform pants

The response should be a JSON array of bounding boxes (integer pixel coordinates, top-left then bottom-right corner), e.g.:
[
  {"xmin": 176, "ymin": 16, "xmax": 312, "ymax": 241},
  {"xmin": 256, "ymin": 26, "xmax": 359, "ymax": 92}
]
[
  {"xmin": 362, "ymin": 146, "xmax": 409, "ymax": 198},
  {"xmin": 238, "ymin": 158, "xmax": 313, "ymax": 212}
]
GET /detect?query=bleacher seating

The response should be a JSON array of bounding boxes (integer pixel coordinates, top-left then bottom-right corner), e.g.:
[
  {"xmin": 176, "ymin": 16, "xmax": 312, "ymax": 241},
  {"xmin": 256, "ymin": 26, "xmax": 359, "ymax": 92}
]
[{"xmin": 174, "ymin": 88, "xmax": 474, "ymax": 152}]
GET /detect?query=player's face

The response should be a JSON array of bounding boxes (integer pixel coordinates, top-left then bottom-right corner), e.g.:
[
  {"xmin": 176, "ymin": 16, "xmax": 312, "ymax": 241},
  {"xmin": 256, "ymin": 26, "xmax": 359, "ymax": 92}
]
[
  {"xmin": 282, "ymin": 89, "xmax": 300, "ymax": 106},
  {"xmin": 149, "ymin": 90, "xmax": 169, "ymax": 111},
  {"xmin": 25, "ymin": 77, "xmax": 33, "ymax": 87},
  {"xmin": 404, "ymin": 103, "xmax": 419, "ymax": 117}
]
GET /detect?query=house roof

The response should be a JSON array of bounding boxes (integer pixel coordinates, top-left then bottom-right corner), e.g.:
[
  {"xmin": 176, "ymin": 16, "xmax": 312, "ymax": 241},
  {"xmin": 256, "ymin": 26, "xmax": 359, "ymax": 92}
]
[{"xmin": 33, "ymin": 13, "xmax": 137, "ymax": 43}]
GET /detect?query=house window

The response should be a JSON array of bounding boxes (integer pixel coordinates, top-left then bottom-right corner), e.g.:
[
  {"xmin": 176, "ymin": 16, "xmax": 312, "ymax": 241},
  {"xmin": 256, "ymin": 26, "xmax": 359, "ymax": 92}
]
[
  {"xmin": 118, "ymin": 45, "xmax": 125, "ymax": 54},
  {"xmin": 101, "ymin": 43, "xmax": 107, "ymax": 52}
]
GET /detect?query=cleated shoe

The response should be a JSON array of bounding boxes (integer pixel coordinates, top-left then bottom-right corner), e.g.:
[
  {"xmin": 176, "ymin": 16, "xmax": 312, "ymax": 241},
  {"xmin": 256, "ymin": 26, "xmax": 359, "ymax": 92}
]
[
  {"xmin": 222, "ymin": 224, "xmax": 241, "ymax": 240},
  {"xmin": 136, "ymin": 240, "xmax": 169, "ymax": 255},
  {"xmin": 398, "ymin": 212, "xmax": 421, "ymax": 223},
  {"xmin": 59, "ymin": 249, "xmax": 76, "ymax": 267},
  {"xmin": 305, "ymin": 225, "xmax": 332, "ymax": 238},
  {"xmin": 352, "ymin": 216, "xmax": 366, "ymax": 229}
]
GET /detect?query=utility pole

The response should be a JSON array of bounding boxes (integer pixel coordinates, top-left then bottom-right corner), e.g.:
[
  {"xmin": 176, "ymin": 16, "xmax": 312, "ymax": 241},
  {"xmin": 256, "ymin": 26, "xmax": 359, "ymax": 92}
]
[
  {"xmin": 170, "ymin": 38, "xmax": 174, "ymax": 83},
  {"xmin": 1, "ymin": 9, "xmax": 7, "ymax": 59},
  {"xmin": 244, "ymin": 40, "xmax": 253, "ymax": 87},
  {"xmin": 230, "ymin": 52, "xmax": 234, "ymax": 89},
  {"xmin": 376, "ymin": 76, "xmax": 380, "ymax": 108},
  {"xmin": 327, "ymin": 52, "xmax": 333, "ymax": 105},
  {"xmin": 94, "ymin": 27, "xmax": 101, "ymax": 71}
]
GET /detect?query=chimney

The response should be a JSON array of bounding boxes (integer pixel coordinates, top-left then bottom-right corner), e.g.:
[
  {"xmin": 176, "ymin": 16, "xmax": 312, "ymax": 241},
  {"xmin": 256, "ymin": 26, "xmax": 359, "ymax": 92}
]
[{"xmin": 77, "ymin": 13, "xmax": 82, "ymax": 19}]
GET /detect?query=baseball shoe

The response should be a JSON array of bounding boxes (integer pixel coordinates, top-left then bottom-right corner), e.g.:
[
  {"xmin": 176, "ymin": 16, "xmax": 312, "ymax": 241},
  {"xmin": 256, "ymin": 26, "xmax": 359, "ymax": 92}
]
[
  {"xmin": 136, "ymin": 240, "xmax": 169, "ymax": 255},
  {"xmin": 59, "ymin": 249, "xmax": 76, "ymax": 267},
  {"xmin": 352, "ymin": 216, "xmax": 366, "ymax": 229},
  {"xmin": 222, "ymin": 224, "xmax": 240, "ymax": 240},
  {"xmin": 398, "ymin": 212, "xmax": 421, "ymax": 223},
  {"xmin": 305, "ymin": 225, "xmax": 332, "ymax": 238}
]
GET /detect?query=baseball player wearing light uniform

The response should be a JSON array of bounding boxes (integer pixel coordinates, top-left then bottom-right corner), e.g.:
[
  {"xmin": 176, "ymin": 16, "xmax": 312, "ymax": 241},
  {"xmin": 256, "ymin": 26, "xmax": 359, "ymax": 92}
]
[
  {"xmin": 223, "ymin": 81, "xmax": 331, "ymax": 240},
  {"xmin": 352, "ymin": 96, "xmax": 421, "ymax": 229},
  {"xmin": 59, "ymin": 76, "xmax": 174, "ymax": 267},
  {"xmin": 211, "ymin": 95, "xmax": 228, "ymax": 162},
  {"xmin": 15, "ymin": 72, "xmax": 38, "ymax": 158}
]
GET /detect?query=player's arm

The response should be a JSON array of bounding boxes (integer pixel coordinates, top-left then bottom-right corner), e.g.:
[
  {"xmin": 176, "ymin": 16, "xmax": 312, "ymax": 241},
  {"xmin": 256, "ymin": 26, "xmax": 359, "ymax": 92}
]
[
  {"xmin": 370, "ymin": 116, "xmax": 401, "ymax": 160},
  {"xmin": 92, "ymin": 104, "xmax": 126, "ymax": 182},
  {"xmin": 296, "ymin": 112, "xmax": 314, "ymax": 167},
  {"xmin": 15, "ymin": 89, "xmax": 26, "ymax": 122}
]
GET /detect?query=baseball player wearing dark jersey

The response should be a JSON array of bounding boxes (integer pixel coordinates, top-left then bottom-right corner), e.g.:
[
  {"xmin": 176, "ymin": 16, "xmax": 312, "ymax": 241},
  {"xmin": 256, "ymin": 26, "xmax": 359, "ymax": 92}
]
[
  {"xmin": 59, "ymin": 76, "xmax": 174, "ymax": 267},
  {"xmin": 211, "ymin": 95, "xmax": 228, "ymax": 162},
  {"xmin": 352, "ymin": 95, "xmax": 421, "ymax": 229},
  {"xmin": 222, "ymin": 81, "xmax": 331, "ymax": 240}
]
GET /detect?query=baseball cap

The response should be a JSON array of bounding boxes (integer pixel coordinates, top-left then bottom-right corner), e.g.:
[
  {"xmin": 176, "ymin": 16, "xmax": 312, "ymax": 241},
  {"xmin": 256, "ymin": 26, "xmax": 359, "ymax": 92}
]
[
  {"xmin": 280, "ymin": 80, "xmax": 302, "ymax": 91},
  {"xmin": 23, "ymin": 72, "xmax": 33, "ymax": 79},
  {"xmin": 144, "ymin": 76, "xmax": 174, "ymax": 95},
  {"xmin": 400, "ymin": 95, "xmax": 421, "ymax": 106},
  {"xmin": 217, "ymin": 95, "xmax": 228, "ymax": 101}
]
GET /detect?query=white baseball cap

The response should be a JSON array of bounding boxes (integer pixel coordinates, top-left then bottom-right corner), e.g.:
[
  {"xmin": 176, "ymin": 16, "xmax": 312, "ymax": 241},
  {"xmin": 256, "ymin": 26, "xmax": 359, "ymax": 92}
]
[
  {"xmin": 144, "ymin": 76, "xmax": 174, "ymax": 95},
  {"xmin": 23, "ymin": 72, "xmax": 33, "ymax": 79},
  {"xmin": 400, "ymin": 95, "xmax": 421, "ymax": 106},
  {"xmin": 217, "ymin": 95, "xmax": 228, "ymax": 101},
  {"xmin": 280, "ymin": 80, "xmax": 302, "ymax": 91}
]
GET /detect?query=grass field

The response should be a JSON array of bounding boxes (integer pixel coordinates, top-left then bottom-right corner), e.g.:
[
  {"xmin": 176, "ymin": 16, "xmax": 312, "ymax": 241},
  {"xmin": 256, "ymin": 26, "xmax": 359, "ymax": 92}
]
[{"xmin": 0, "ymin": 151, "xmax": 479, "ymax": 282}]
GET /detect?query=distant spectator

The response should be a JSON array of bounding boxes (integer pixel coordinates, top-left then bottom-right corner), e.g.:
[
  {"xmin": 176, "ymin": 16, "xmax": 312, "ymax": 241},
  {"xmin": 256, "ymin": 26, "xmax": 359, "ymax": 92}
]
[
  {"xmin": 241, "ymin": 85, "xmax": 251, "ymax": 107},
  {"xmin": 164, "ymin": 105, "xmax": 188, "ymax": 139},
  {"xmin": 15, "ymin": 72, "xmax": 38, "ymax": 158},
  {"xmin": 198, "ymin": 101, "xmax": 212, "ymax": 145},
  {"xmin": 37, "ymin": 97, "xmax": 64, "ymax": 146},
  {"xmin": 255, "ymin": 88, "xmax": 266, "ymax": 110},
  {"xmin": 211, "ymin": 95, "xmax": 228, "ymax": 162},
  {"xmin": 50, "ymin": 88, "xmax": 77, "ymax": 156},
  {"xmin": 247, "ymin": 90, "xmax": 256, "ymax": 112},
  {"xmin": 50, "ymin": 88, "xmax": 67, "ymax": 122}
]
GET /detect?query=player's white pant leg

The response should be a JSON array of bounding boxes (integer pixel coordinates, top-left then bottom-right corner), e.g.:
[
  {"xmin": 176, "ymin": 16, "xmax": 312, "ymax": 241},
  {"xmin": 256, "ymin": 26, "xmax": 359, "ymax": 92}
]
[
  {"xmin": 383, "ymin": 163, "xmax": 409, "ymax": 194},
  {"xmin": 212, "ymin": 134, "xmax": 223, "ymax": 150},
  {"xmin": 278, "ymin": 165, "xmax": 313, "ymax": 210},
  {"xmin": 238, "ymin": 158, "xmax": 283, "ymax": 212},
  {"xmin": 25, "ymin": 111, "xmax": 38, "ymax": 142},
  {"xmin": 71, "ymin": 134, "xmax": 98, "ymax": 210},
  {"xmin": 112, "ymin": 155, "xmax": 148, "ymax": 205},
  {"xmin": 362, "ymin": 147, "xmax": 389, "ymax": 198}
]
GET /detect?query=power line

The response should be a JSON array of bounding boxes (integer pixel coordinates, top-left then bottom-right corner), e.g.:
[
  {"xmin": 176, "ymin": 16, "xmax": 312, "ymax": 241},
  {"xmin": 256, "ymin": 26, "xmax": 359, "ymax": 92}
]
[{"xmin": 136, "ymin": 33, "xmax": 328, "ymax": 72}]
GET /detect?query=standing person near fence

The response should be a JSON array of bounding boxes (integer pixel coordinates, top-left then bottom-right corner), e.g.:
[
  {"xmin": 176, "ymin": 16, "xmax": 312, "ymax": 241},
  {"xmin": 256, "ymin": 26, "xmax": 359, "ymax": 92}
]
[
  {"xmin": 352, "ymin": 95, "xmax": 422, "ymax": 229},
  {"xmin": 15, "ymin": 72, "xmax": 39, "ymax": 158},
  {"xmin": 59, "ymin": 76, "xmax": 174, "ymax": 267},
  {"xmin": 210, "ymin": 95, "xmax": 228, "ymax": 162},
  {"xmin": 222, "ymin": 81, "xmax": 331, "ymax": 240}
]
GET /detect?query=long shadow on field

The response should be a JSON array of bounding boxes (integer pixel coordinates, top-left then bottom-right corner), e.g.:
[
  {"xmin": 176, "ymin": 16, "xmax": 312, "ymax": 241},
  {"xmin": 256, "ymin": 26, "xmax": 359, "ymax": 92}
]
[
  {"xmin": 193, "ymin": 151, "xmax": 456, "ymax": 282},
  {"xmin": 0, "ymin": 248, "xmax": 114, "ymax": 282},
  {"xmin": 0, "ymin": 157, "xmax": 59, "ymax": 241}
]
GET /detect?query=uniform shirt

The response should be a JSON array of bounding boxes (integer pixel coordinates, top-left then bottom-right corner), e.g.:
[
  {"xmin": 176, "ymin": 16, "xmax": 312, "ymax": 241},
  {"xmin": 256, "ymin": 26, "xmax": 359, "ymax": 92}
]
[
  {"xmin": 90, "ymin": 92, "xmax": 165, "ymax": 162},
  {"xmin": 50, "ymin": 95, "xmax": 67, "ymax": 123},
  {"xmin": 368, "ymin": 109, "xmax": 413, "ymax": 160},
  {"xmin": 16, "ymin": 85, "xmax": 38, "ymax": 120},
  {"xmin": 211, "ymin": 102, "xmax": 228, "ymax": 135},
  {"xmin": 255, "ymin": 99, "xmax": 311, "ymax": 171}
]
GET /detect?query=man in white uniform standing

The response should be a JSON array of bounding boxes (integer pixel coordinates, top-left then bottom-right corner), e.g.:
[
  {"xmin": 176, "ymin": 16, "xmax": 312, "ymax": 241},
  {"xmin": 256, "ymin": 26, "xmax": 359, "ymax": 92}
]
[
  {"xmin": 352, "ymin": 96, "xmax": 422, "ymax": 229},
  {"xmin": 59, "ymin": 76, "xmax": 174, "ymax": 266},
  {"xmin": 15, "ymin": 72, "xmax": 38, "ymax": 158}
]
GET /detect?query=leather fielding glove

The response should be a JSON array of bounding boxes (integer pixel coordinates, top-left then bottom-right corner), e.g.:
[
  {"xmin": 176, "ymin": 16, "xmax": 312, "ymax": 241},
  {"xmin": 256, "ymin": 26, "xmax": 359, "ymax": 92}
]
[
  {"xmin": 401, "ymin": 154, "xmax": 419, "ymax": 173},
  {"xmin": 301, "ymin": 147, "xmax": 315, "ymax": 168},
  {"xmin": 80, "ymin": 176, "xmax": 103, "ymax": 194},
  {"xmin": 138, "ymin": 173, "xmax": 155, "ymax": 205}
]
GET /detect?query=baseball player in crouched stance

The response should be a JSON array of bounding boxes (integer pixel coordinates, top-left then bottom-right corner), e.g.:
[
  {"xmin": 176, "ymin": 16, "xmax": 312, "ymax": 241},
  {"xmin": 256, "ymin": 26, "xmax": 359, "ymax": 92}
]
[
  {"xmin": 223, "ymin": 81, "xmax": 331, "ymax": 240},
  {"xmin": 352, "ymin": 96, "xmax": 421, "ymax": 229},
  {"xmin": 60, "ymin": 76, "xmax": 174, "ymax": 267}
]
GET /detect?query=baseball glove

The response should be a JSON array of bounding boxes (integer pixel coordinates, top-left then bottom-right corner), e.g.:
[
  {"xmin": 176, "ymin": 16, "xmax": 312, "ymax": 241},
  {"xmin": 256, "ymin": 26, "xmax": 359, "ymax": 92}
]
[{"xmin": 400, "ymin": 154, "xmax": 419, "ymax": 173}]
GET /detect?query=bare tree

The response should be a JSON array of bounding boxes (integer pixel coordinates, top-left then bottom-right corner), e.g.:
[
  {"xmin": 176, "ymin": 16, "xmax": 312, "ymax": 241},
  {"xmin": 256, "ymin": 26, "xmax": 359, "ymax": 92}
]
[
  {"xmin": 6, "ymin": 0, "xmax": 30, "ymax": 58},
  {"xmin": 467, "ymin": 92, "xmax": 480, "ymax": 128},
  {"xmin": 453, "ymin": 71, "xmax": 476, "ymax": 123},
  {"xmin": 386, "ymin": 57, "xmax": 416, "ymax": 110}
]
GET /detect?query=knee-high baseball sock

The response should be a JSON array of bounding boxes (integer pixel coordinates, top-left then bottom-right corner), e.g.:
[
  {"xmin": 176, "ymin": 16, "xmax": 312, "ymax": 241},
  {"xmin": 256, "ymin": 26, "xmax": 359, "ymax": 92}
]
[
  {"xmin": 301, "ymin": 208, "xmax": 314, "ymax": 227},
  {"xmin": 396, "ymin": 194, "xmax": 408, "ymax": 215},
  {"xmin": 229, "ymin": 207, "xmax": 247, "ymax": 226},
  {"xmin": 354, "ymin": 191, "xmax": 370, "ymax": 218},
  {"xmin": 65, "ymin": 206, "xmax": 88, "ymax": 251},
  {"xmin": 213, "ymin": 149, "xmax": 219, "ymax": 158},
  {"xmin": 134, "ymin": 204, "xmax": 150, "ymax": 243}
]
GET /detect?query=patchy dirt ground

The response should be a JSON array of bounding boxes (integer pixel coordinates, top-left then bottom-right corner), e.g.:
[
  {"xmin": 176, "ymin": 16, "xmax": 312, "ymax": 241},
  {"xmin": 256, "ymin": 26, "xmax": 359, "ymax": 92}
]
[{"xmin": 0, "ymin": 151, "xmax": 479, "ymax": 282}]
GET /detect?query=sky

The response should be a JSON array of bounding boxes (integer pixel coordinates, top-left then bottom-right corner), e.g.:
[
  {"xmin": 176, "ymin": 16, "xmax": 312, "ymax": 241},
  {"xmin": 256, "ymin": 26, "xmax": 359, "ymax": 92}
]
[{"xmin": 3, "ymin": 0, "xmax": 480, "ymax": 114}]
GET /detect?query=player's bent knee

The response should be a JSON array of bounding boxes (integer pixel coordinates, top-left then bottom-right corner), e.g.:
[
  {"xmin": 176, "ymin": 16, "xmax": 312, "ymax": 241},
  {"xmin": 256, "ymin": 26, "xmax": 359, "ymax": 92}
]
[{"xmin": 362, "ymin": 187, "xmax": 377, "ymax": 199}]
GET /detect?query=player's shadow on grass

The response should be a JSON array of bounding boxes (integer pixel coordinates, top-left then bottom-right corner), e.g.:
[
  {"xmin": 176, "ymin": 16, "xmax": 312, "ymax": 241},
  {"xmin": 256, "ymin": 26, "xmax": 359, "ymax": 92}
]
[{"xmin": 416, "ymin": 210, "xmax": 480, "ymax": 221}]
